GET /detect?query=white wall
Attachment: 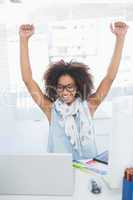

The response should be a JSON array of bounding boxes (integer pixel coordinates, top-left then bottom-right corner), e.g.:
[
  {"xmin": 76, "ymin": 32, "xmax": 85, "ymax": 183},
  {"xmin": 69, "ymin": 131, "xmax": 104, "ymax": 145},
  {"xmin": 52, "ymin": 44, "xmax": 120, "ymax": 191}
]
[
  {"xmin": 108, "ymin": 96, "xmax": 133, "ymax": 188},
  {"xmin": 0, "ymin": 96, "xmax": 112, "ymax": 154},
  {"xmin": 0, "ymin": 115, "xmax": 49, "ymax": 154}
]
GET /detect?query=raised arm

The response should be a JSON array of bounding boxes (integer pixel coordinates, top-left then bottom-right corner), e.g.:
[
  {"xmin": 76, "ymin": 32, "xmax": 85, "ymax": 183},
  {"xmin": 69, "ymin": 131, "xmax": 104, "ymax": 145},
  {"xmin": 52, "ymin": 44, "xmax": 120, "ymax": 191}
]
[
  {"xmin": 88, "ymin": 21, "xmax": 128, "ymax": 115},
  {"xmin": 19, "ymin": 24, "xmax": 52, "ymax": 122}
]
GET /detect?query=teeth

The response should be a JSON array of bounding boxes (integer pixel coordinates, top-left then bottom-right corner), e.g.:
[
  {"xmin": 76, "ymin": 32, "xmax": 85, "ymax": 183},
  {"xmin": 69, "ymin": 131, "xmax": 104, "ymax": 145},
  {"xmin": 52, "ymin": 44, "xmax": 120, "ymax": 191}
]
[{"xmin": 63, "ymin": 97, "xmax": 69, "ymax": 100}]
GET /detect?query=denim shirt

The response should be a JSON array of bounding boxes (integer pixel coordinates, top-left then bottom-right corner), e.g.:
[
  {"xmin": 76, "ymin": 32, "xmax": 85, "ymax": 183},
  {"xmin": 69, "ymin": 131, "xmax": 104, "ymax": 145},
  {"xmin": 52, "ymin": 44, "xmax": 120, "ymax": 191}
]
[{"xmin": 47, "ymin": 102, "xmax": 97, "ymax": 160}]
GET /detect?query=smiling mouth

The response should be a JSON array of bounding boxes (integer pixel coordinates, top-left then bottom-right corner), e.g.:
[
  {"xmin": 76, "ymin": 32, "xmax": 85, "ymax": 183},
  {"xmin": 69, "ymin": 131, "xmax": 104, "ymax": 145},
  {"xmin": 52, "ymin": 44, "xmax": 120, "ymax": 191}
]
[
  {"xmin": 62, "ymin": 96, "xmax": 69, "ymax": 100},
  {"xmin": 63, "ymin": 95, "xmax": 69, "ymax": 98},
  {"xmin": 62, "ymin": 96, "xmax": 71, "ymax": 101}
]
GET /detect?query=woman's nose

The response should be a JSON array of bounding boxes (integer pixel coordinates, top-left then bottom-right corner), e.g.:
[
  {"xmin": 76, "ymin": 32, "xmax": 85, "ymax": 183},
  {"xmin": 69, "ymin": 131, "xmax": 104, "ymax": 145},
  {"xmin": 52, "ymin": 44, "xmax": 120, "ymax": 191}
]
[{"xmin": 62, "ymin": 88, "xmax": 69, "ymax": 94}]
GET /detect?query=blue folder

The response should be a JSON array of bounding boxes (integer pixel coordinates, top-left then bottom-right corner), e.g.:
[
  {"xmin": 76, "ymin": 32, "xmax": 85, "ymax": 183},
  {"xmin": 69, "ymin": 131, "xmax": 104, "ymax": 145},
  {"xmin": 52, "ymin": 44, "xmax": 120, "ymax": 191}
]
[{"xmin": 122, "ymin": 178, "xmax": 133, "ymax": 200}]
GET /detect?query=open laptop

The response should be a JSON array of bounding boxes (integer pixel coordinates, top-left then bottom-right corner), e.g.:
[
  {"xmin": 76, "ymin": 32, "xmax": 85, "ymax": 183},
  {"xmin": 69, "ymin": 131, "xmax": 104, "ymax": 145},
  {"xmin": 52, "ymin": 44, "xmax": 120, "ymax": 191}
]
[{"xmin": 0, "ymin": 153, "xmax": 75, "ymax": 195}]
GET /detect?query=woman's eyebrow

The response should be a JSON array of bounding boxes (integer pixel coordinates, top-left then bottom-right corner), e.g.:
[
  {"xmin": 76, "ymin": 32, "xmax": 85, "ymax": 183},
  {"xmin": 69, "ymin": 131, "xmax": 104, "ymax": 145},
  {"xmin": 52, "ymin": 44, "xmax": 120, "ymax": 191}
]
[{"xmin": 57, "ymin": 83, "xmax": 74, "ymax": 86}]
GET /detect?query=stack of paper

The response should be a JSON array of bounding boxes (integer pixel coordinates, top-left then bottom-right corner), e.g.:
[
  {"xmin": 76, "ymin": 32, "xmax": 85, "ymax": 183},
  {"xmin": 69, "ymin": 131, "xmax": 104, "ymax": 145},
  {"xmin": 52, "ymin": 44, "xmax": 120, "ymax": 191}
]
[{"xmin": 73, "ymin": 159, "xmax": 108, "ymax": 176}]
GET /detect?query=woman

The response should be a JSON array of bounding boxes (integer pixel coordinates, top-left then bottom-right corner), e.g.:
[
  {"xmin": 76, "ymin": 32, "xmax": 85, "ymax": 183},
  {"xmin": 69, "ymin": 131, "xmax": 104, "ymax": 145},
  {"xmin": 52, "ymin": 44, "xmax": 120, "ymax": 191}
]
[{"xmin": 19, "ymin": 22, "xmax": 128, "ymax": 160}]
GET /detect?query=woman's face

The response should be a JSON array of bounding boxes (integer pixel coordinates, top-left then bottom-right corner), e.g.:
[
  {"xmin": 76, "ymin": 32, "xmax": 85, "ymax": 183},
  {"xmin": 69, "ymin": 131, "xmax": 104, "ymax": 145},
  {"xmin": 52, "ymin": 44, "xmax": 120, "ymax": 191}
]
[{"xmin": 56, "ymin": 75, "xmax": 77, "ymax": 104}]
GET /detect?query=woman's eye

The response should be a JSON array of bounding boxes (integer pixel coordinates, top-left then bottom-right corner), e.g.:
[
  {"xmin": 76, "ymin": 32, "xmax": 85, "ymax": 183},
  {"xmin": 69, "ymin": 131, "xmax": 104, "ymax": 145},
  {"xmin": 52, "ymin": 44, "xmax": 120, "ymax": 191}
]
[{"xmin": 57, "ymin": 86, "xmax": 63, "ymax": 91}]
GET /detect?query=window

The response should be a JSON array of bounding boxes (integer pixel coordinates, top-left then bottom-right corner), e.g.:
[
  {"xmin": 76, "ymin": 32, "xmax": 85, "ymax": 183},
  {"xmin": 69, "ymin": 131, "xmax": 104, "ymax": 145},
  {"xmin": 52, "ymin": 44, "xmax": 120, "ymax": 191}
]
[
  {"xmin": 7, "ymin": 18, "xmax": 133, "ymax": 113},
  {"xmin": 7, "ymin": 25, "xmax": 49, "ymax": 111},
  {"xmin": 49, "ymin": 18, "xmax": 133, "ymax": 89}
]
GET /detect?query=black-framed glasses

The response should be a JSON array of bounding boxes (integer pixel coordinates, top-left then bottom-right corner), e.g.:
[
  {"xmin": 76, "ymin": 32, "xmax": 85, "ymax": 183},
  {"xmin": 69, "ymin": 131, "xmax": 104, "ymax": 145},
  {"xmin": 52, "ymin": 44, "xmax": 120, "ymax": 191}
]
[{"xmin": 56, "ymin": 84, "xmax": 77, "ymax": 92}]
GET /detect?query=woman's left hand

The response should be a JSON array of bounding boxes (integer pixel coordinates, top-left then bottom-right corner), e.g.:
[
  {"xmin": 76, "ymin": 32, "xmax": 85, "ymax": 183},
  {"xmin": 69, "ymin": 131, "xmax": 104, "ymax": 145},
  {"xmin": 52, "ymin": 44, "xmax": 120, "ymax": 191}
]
[{"xmin": 110, "ymin": 21, "xmax": 128, "ymax": 38}]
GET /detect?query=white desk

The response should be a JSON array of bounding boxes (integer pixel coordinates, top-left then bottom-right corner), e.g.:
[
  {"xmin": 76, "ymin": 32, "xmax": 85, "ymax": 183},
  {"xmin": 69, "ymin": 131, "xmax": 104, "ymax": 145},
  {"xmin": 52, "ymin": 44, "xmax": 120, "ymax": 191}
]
[{"xmin": 0, "ymin": 169, "xmax": 121, "ymax": 200}]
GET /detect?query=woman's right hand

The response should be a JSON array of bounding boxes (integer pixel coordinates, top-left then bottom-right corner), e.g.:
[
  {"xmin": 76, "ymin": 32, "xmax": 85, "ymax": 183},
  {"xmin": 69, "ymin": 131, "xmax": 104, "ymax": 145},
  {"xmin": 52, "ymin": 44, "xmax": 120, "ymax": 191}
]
[{"xmin": 19, "ymin": 24, "xmax": 34, "ymax": 40}]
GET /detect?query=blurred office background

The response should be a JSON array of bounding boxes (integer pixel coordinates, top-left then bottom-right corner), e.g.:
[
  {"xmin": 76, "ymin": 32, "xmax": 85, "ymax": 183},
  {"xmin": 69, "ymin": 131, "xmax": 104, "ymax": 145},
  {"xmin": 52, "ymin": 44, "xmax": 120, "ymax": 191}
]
[{"xmin": 0, "ymin": 0, "xmax": 133, "ymax": 154}]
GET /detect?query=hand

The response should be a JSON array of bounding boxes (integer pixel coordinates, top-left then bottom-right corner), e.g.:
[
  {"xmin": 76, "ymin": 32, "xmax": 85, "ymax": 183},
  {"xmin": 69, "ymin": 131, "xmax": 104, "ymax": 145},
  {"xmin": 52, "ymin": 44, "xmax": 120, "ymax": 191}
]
[
  {"xmin": 110, "ymin": 21, "xmax": 128, "ymax": 38},
  {"xmin": 19, "ymin": 24, "xmax": 35, "ymax": 40}
]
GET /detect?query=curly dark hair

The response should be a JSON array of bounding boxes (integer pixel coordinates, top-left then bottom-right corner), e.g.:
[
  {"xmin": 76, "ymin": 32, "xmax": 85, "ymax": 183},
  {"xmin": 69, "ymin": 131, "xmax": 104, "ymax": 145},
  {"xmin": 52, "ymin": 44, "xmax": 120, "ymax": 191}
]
[{"xmin": 43, "ymin": 60, "xmax": 94, "ymax": 102}]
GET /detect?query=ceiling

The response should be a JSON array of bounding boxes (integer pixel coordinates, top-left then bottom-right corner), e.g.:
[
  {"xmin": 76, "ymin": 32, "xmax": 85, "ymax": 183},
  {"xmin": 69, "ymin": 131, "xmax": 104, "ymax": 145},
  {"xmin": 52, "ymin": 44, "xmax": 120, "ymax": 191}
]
[
  {"xmin": 29, "ymin": 3, "xmax": 133, "ymax": 21},
  {"xmin": 0, "ymin": 1, "xmax": 133, "ymax": 24}
]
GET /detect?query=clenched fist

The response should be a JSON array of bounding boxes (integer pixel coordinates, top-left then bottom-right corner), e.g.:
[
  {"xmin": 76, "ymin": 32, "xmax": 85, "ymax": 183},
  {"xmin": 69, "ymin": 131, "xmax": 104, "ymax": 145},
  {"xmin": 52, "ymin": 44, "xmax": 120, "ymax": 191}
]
[
  {"xmin": 110, "ymin": 21, "xmax": 128, "ymax": 38},
  {"xmin": 19, "ymin": 24, "xmax": 35, "ymax": 40}
]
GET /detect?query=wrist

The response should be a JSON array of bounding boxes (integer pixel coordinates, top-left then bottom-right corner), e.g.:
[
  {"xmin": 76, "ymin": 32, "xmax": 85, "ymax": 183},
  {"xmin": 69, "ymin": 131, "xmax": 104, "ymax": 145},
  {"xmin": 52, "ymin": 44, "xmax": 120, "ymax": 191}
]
[
  {"xmin": 116, "ymin": 35, "xmax": 125, "ymax": 41},
  {"xmin": 20, "ymin": 37, "xmax": 29, "ymax": 43}
]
